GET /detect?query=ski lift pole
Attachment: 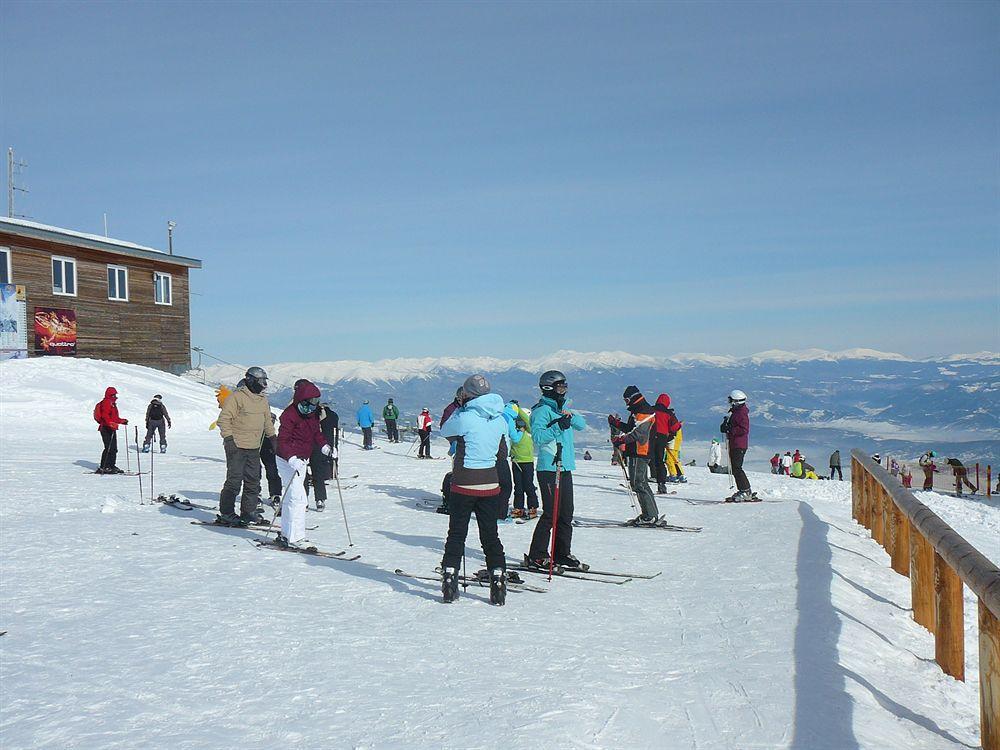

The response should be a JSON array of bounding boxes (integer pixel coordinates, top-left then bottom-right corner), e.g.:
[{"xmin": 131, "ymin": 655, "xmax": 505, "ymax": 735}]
[{"xmin": 548, "ymin": 442, "xmax": 564, "ymax": 582}]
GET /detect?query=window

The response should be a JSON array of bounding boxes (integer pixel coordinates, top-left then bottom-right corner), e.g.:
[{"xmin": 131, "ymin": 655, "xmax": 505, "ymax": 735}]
[
  {"xmin": 52, "ymin": 256, "xmax": 77, "ymax": 296},
  {"xmin": 0, "ymin": 247, "xmax": 10, "ymax": 285},
  {"xmin": 154, "ymin": 272, "xmax": 172, "ymax": 305},
  {"xmin": 107, "ymin": 265, "xmax": 129, "ymax": 301}
]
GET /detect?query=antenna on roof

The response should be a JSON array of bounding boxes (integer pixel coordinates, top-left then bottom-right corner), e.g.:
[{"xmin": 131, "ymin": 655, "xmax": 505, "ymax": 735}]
[
  {"xmin": 103, "ymin": 213, "xmax": 109, "ymax": 237},
  {"xmin": 167, "ymin": 220, "xmax": 176, "ymax": 255},
  {"xmin": 7, "ymin": 147, "xmax": 29, "ymax": 219}
]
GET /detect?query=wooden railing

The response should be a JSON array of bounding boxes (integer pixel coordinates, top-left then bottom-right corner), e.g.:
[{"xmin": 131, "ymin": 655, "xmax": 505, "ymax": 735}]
[{"xmin": 851, "ymin": 449, "xmax": 1000, "ymax": 750}]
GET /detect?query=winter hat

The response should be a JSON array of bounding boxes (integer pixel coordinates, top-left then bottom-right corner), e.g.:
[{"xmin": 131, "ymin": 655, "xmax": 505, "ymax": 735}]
[
  {"xmin": 153, "ymin": 394, "xmax": 162, "ymax": 400},
  {"xmin": 421, "ymin": 407, "xmax": 429, "ymax": 413},
  {"xmin": 363, "ymin": 399, "xmax": 369, "ymax": 404},
  {"xmin": 388, "ymin": 398, "xmax": 393, "ymax": 403},
  {"xmin": 622, "ymin": 385, "xmax": 642, "ymax": 403},
  {"xmin": 463, "ymin": 374, "xmax": 491, "ymax": 398}
]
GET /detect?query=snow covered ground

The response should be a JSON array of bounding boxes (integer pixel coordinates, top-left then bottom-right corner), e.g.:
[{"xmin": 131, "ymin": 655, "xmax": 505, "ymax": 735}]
[{"xmin": 1, "ymin": 358, "xmax": 996, "ymax": 749}]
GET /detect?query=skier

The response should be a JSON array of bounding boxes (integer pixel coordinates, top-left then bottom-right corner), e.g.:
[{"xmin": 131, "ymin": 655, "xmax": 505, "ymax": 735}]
[
  {"xmin": 770, "ymin": 454, "xmax": 781, "ymax": 474},
  {"xmin": 781, "ymin": 451, "xmax": 793, "ymax": 476},
  {"xmin": 945, "ymin": 458, "xmax": 978, "ymax": 496},
  {"xmin": 307, "ymin": 402, "xmax": 339, "ymax": 511},
  {"xmin": 496, "ymin": 402, "xmax": 523, "ymax": 522},
  {"xmin": 708, "ymin": 439, "xmax": 724, "ymax": 473},
  {"xmin": 508, "ymin": 401, "xmax": 539, "ymax": 519},
  {"xmin": 665, "ymin": 424, "xmax": 686, "ymax": 484},
  {"xmin": 383, "ymin": 399, "xmax": 400, "ymax": 443},
  {"xmin": 901, "ymin": 464, "xmax": 913, "ymax": 488},
  {"xmin": 652, "ymin": 393, "xmax": 683, "ymax": 493},
  {"xmin": 216, "ymin": 367, "xmax": 275, "ymax": 526},
  {"xmin": 524, "ymin": 371, "xmax": 586, "ymax": 570},
  {"xmin": 583, "ymin": 451, "xmax": 593, "ymax": 460},
  {"xmin": 259, "ymin": 413, "xmax": 282, "ymax": 506},
  {"xmin": 417, "ymin": 407, "xmax": 434, "ymax": 458},
  {"xmin": 720, "ymin": 390, "xmax": 754, "ymax": 502},
  {"xmin": 438, "ymin": 374, "xmax": 509, "ymax": 605},
  {"xmin": 142, "ymin": 395, "xmax": 172, "ymax": 453},
  {"xmin": 93, "ymin": 386, "xmax": 128, "ymax": 474},
  {"xmin": 441, "ymin": 387, "xmax": 465, "ymax": 457},
  {"xmin": 889, "ymin": 458, "xmax": 900, "ymax": 477},
  {"xmin": 918, "ymin": 450, "xmax": 936, "ymax": 490},
  {"xmin": 609, "ymin": 386, "xmax": 660, "ymax": 523},
  {"xmin": 829, "ymin": 450, "xmax": 843, "ymax": 480},
  {"xmin": 276, "ymin": 379, "xmax": 336, "ymax": 547},
  {"xmin": 356, "ymin": 400, "xmax": 375, "ymax": 449}
]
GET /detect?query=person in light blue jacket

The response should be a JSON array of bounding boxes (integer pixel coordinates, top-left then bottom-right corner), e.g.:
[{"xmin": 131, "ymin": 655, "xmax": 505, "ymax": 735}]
[
  {"xmin": 526, "ymin": 370, "xmax": 587, "ymax": 571},
  {"xmin": 356, "ymin": 400, "xmax": 375, "ymax": 450},
  {"xmin": 438, "ymin": 374, "xmax": 509, "ymax": 605}
]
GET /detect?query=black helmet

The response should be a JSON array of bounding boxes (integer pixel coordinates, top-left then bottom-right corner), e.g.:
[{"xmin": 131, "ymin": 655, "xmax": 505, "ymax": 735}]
[
  {"xmin": 244, "ymin": 366, "xmax": 268, "ymax": 394},
  {"xmin": 539, "ymin": 370, "xmax": 567, "ymax": 392}
]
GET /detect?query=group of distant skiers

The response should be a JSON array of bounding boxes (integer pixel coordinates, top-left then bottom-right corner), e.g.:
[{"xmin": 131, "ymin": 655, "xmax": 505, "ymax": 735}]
[
  {"xmin": 91, "ymin": 388, "xmax": 173, "ymax": 474},
  {"xmin": 765, "ymin": 450, "xmax": 828, "ymax": 480}
]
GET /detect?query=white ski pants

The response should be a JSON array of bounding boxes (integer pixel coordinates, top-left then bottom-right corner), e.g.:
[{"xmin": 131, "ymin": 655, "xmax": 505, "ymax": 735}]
[{"xmin": 277, "ymin": 457, "xmax": 308, "ymax": 543}]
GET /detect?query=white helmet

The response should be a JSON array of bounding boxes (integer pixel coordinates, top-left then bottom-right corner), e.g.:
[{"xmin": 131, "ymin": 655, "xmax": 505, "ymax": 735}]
[{"xmin": 728, "ymin": 389, "xmax": 747, "ymax": 404}]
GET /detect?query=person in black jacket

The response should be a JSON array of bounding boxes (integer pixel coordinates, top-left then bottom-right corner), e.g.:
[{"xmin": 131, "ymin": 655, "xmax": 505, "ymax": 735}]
[
  {"xmin": 307, "ymin": 403, "xmax": 339, "ymax": 510},
  {"xmin": 142, "ymin": 395, "xmax": 172, "ymax": 453},
  {"xmin": 259, "ymin": 412, "xmax": 282, "ymax": 505}
]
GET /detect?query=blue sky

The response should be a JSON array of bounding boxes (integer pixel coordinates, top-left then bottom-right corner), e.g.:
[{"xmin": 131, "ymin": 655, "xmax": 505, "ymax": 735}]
[{"xmin": 2, "ymin": 1, "xmax": 997, "ymax": 364}]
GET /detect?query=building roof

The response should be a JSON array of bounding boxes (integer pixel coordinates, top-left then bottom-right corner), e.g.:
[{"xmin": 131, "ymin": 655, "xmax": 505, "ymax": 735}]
[{"xmin": 0, "ymin": 216, "xmax": 202, "ymax": 269}]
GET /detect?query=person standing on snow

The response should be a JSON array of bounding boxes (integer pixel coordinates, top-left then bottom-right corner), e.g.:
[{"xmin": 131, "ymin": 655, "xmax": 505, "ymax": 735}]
[
  {"xmin": 720, "ymin": 390, "xmax": 754, "ymax": 502},
  {"xmin": 142, "ymin": 395, "xmax": 171, "ymax": 454},
  {"xmin": 216, "ymin": 367, "xmax": 276, "ymax": 526},
  {"xmin": 708, "ymin": 439, "xmax": 724, "ymax": 473},
  {"xmin": 781, "ymin": 451, "xmax": 793, "ymax": 476},
  {"xmin": 383, "ymin": 399, "xmax": 400, "ymax": 443},
  {"xmin": 651, "ymin": 393, "xmax": 683, "ymax": 493},
  {"xmin": 945, "ymin": 458, "xmax": 978, "ymax": 497},
  {"xmin": 829, "ymin": 450, "xmax": 842, "ymax": 480},
  {"xmin": 610, "ymin": 386, "xmax": 660, "ymax": 523},
  {"xmin": 508, "ymin": 401, "xmax": 539, "ymax": 519},
  {"xmin": 356, "ymin": 400, "xmax": 375, "ymax": 449},
  {"xmin": 770, "ymin": 454, "xmax": 781, "ymax": 474},
  {"xmin": 525, "ymin": 371, "xmax": 587, "ymax": 570},
  {"xmin": 94, "ymin": 386, "xmax": 129, "ymax": 474},
  {"xmin": 918, "ymin": 450, "xmax": 936, "ymax": 490},
  {"xmin": 665, "ymin": 423, "xmax": 687, "ymax": 484},
  {"xmin": 417, "ymin": 407, "xmax": 434, "ymax": 458},
  {"xmin": 438, "ymin": 374, "xmax": 509, "ymax": 605},
  {"xmin": 276, "ymin": 380, "xmax": 336, "ymax": 547},
  {"xmin": 496, "ymin": 402, "xmax": 523, "ymax": 522},
  {"xmin": 259, "ymin": 413, "xmax": 283, "ymax": 507}
]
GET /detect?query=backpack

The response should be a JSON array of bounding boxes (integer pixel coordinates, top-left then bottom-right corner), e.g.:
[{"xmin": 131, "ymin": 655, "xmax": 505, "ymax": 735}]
[
  {"xmin": 148, "ymin": 401, "xmax": 164, "ymax": 421},
  {"xmin": 93, "ymin": 401, "xmax": 102, "ymax": 424}
]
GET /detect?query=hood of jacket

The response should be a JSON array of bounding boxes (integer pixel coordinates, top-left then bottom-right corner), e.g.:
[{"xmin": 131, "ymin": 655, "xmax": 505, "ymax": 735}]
[
  {"xmin": 105, "ymin": 387, "xmax": 117, "ymax": 399},
  {"xmin": 655, "ymin": 394, "xmax": 671, "ymax": 410},
  {"xmin": 292, "ymin": 380, "xmax": 321, "ymax": 404},
  {"xmin": 463, "ymin": 393, "xmax": 504, "ymax": 419}
]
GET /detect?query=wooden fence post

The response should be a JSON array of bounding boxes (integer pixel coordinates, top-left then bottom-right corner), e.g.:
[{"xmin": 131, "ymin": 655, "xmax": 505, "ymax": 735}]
[
  {"xmin": 881, "ymin": 486, "xmax": 891, "ymax": 552},
  {"xmin": 872, "ymin": 475, "xmax": 884, "ymax": 544},
  {"xmin": 980, "ymin": 600, "xmax": 1000, "ymax": 750},
  {"xmin": 887, "ymin": 497, "xmax": 899, "ymax": 562},
  {"xmin": 910, "ymin": 530, "xmax": 935, "ymax": 632},
  {"xmin": 851, "ymin": 461, "xmax": 860, "ymax": 522},
  {"xmin": 934, "ymin": 552, "xmax": 965, "ymax": 681},
  {"xmin": 891, "ymin": 508, "xmax": 909, "ymax": 576}
]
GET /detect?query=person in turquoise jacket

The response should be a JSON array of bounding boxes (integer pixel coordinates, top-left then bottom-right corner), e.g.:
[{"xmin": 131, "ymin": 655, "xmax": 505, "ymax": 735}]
[
  {"xmin": 525, "ymin": 370, "xmax": 587, "ymax": 570},
  {"xmin": 356, "ymin": 401, "xmax": 375, "ymax": 449},
  {"xmin": 507, "ymin": 401, "xmax": 538, "ymax": 518}
]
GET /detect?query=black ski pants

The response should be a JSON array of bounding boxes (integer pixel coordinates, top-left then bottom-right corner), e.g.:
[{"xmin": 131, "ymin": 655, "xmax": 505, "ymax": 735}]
[
  {"xmin": 362, "ymin": 427, "xmax": 373, "ymax": 449},
  {"xmin": 512, "ymin": 461, "xmax": 539, "ymax": 510},
  {"xmin": 309, "ymin": 448, "xmax": 330, "ymax": 505},
  {"xmin": 496, "ymin": 457, "xmax": 512, "ymax": 520},
  {"xmin": 386, "ymin": 419, "xmax": 399, "ymax": 442},
  {"xmin": 99, "ymin": 426, "xmax": 118, "ymax": 470},
  {"xmin": 441, "ymin": 493, "xmax": 505, "ymax": 572},
  {"xmin": 651, "ymin": 433, "xmax": 670, "ymax": 485},
  {"xmin": 418, "ymin": 429, "xmax": 431, "ymax": 457},
  {"xmin": 830, "ymin": 466, "xmax": 843, "ymax": 481},
  {"xmin": 143, "ymin": 419, "xmax": 167, "ymax": 449},
  {"xmin": 729, "ymin": 446, "xmax": 751, "ymax": 493},
  {"xmin": 528, "ymin": 471, "xmax": 574, "ymax": 562},
  {"xmin": 259, "ymin": 438, "xmax": 282, "ymax": 499},
  {"xmin": 220, "ymin": 441, "xmax": 262, "ymax": 517}
]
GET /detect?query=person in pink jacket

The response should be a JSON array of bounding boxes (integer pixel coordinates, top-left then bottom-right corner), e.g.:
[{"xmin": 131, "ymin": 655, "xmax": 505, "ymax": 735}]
[{"xmin": 276, "ymin": 380, "xmax": 336, "ymax": 547}]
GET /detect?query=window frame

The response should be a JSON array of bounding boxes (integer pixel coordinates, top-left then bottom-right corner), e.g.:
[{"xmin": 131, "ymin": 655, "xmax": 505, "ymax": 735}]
[
  {"xmin": 107, "ymin": 264, "xmax": 129, "ymax": 302},
  {"xmin": 154, "ymin": 271, "xmax": 173, "ymax": 306},
  {"xmin": 0, "ymin": 247, "xmax": 10, "ymax": 285},
  {"xmin": 51, "ymin": 255, "xmax": 78, "ymax": 297}
]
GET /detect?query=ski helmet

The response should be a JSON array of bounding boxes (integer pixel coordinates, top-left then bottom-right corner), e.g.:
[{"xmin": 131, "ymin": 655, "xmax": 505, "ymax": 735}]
[
  {"xmin": 728, "ymin": 389, "xmax": 747, "ymax": 405},
  {"xmin": 244, "ymin": 366, "xmax": 268, "ymax": 394},
  {"xmin": 539, "ymin": 370, "xmax": 567, "ymax": 393}
]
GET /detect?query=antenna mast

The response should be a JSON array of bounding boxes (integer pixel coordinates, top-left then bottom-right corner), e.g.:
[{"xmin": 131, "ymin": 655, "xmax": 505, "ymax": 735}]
[{"xmin": 7, "ymin": 147, "xmax": 29, "ymax": 219}]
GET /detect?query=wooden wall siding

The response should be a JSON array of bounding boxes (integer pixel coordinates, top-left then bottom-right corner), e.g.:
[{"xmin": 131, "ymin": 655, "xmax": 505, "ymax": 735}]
[{"xmin": 1, "ymin": 231, "xmax": 194, "ymax": 372}]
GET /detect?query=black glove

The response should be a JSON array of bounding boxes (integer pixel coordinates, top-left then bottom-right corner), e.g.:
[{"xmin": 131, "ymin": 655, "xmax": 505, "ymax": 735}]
[
  {"xmin": 720, "ymin": 417, "xmax": 730, "ymax": 434},
  {"xmin": 558, "ymin": 413, "xmax": 573, "ymax": 430}
]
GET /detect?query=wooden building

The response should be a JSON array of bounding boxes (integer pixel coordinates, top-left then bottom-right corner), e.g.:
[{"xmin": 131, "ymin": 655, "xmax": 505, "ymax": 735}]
[{"xmin": 0, "ymin": 217, "xmax": 202, "ymax": 373}]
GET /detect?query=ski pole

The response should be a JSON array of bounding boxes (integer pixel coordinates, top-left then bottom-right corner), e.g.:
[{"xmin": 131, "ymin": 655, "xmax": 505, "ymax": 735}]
[
  {"xmin": 548, "ymin": 443, "xmax": 563, "ymax": 582},
  {"xmin": 334, "ymin": 473, "xmax": 354, "ymax": 547},
  {"xmin": 405, "ymin": 426, "xmax": 418, "ymax": 457},
  {"xmin": 725, "ymin": 436, "xmax": 735, "ymax": 491},
  {"xmin": 135, "ymin": 426, "xmax": 143, "ymax": 505}
]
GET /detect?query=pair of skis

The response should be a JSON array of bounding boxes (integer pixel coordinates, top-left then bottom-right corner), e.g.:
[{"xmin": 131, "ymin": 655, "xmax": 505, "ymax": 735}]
[
  {"xmin": 572, "ymin": 517, "xmax": 703, "ymax": 533},
  {"xmin": 253, "ymin": 539, "xmax": 360, "ymax": 561},
  {"xmin": 191, "ymin": 519, "xmax": 320, "ymax": 532}
]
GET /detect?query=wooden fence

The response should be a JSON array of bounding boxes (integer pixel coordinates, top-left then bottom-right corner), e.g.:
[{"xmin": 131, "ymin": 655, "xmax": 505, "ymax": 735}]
[{"xmin": 851, "ymin": 449, "xmax": 1000, "ymax": 750}]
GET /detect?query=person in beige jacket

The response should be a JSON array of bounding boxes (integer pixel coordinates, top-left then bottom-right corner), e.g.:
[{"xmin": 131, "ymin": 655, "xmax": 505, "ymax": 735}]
[{"xmin": 216, "ymin": 366, "xmax": 277, "ymax": 526}]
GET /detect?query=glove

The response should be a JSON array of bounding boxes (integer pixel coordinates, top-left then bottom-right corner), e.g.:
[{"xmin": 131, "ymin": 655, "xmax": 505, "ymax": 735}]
[
  {"xmin": 612, "ymin": 436, "xmax": 626, "ymax": 448},
  {"xmin": 720, "ymin": 417, "xmax": 730, "ymax": 434},
  {"xmin": 289, "ymin": 457, "xmax": 308, "ymax": 473},
  {"xmin": 322, "ymin": 444, "xmax": 338, "ymax": 460},
  {"xmin": 121, "ymin": 419, "xmax": 129, "ymax": 425},
  {"xmin": 557, "ymin": 413, "xmax": 573, "ymax": 430},
  {"xmin": 607, "ymin": 414, "xmax": 621, "ymax": 429}
]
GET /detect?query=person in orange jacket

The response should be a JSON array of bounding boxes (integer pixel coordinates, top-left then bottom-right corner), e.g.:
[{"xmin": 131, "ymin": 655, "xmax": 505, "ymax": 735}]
[{"xmin": 93, "ymin": 387, "xmax": 129, "ymax": 474}]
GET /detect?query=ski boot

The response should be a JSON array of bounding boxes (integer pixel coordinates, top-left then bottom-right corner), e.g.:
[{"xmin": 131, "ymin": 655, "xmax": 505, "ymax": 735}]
[
  {"xmin": 243, "ymin": 511, "xmax": 266, "ymax": 525},
  {"xmin": 216, "ymin": 513, "xmax": 247, "ymax": 527},
  {"xmin": 656, "ymin": 483, "xmax": 668, "ymax": 494},
  {"xmin": 527, "ymin": 508, "xmax": 538, "ymax": 519},
  {"xmin": 436, "ymin": 503, "xmax": 450, "ymax": 515},
  {"xmin": 489, "ymin": 569, "xmax": 507, "ymax": 606},
  {"xmin": 315, "ymin": 499, "xmax": 326, "ymax": 512},
  {"xmin": 555, "ymin": 554, "xmax": 587, "ymax": 571},
  {"xmin": 676, "ymin": 475, "xmax": 688, "ymax": 484},
  {"xmin": 274, "ymin": 534, "xmax": 291, "ymax": 549},
  {"xmin": 160, "ymin": 445, "xmax": 167, "ymax": 454},
  {"xmin": 725, "ymin": 490, "xmax": 751, "ymax": 503},
  {"xmin": 511, "ymin": 508, "xmax": 525, "ymax": 519},
  {"xmin": 523, "ymin": 554, "xmax": 550, "ymax": 571},
  {"xmin": 442, "ymin": 567, "xmax": 459, "ymax": 603},
  {"xmin": 141, "ymin": 443, "xmax": 151, "ymax": 453},
  {"xmin": 111, "ymin": 466, "xmax": 126, "ymax": 474}
]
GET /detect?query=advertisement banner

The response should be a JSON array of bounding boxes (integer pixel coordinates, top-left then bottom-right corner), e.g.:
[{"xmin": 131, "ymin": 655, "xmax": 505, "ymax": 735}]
[
  {"xmin": 0, "ymin": 283, "xmax": 28, "ymax": 360},
  {"xmin": 34, "ymin": 307, "xmax": 77, "ymax": 356}
]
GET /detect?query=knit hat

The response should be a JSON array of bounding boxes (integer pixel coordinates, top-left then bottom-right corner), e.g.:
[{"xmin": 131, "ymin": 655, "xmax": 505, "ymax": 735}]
[
  {"xmin": 463, "ymin": 374, "xmax": 491, "ymax": 398},
  {"xmin": 622, "ymin": 385, "xmax": 642, "ymax": 403}
]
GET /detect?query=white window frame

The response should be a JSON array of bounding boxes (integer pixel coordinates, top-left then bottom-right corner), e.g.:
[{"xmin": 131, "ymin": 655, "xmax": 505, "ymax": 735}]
[
  {"xmin": 154, "ymin": 271, "xmax": 172, "ymax": 306},
  {"xmin": 107, "ymin": 264, "xmax": 129, "ymax": 302},
  {"xmin": 0, "ymin": 247, "xmax": 10, "ymax": 285},
  {"xmin": 52, "ymin": 255, "xmax": 78, "ymax": 297}
]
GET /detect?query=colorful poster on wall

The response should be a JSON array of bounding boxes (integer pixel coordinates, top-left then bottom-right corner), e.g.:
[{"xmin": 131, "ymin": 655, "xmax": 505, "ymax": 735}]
[
  {"xmin": 0, "ymin": 283, "xmax": 28, "ymax": 360},
  {"xmin": 34, "ymin": 307, "xmax": 77, "ymax": 356}
]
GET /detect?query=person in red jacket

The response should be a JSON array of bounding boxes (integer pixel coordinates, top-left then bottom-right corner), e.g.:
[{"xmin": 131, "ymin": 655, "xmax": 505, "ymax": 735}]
[
  {"xmin": 652, "ymin": 393, "xmax": 682, "ymax": 494},
  {"xmin": 417, "ymin": 407, "xmax": 434, "ymax": 458},
  {"xmin": 276, "ymin": 380, "xmax": 336, "ymax": 547},
  {"xmin": 94, "ymin": 387, "xmax": 129, "ymax": 474}
]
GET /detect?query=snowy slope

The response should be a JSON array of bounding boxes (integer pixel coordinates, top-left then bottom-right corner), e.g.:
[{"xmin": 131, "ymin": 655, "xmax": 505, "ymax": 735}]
[{"xmin": 1, "ymin": 357, "xmax": 995, "ymax": 749}]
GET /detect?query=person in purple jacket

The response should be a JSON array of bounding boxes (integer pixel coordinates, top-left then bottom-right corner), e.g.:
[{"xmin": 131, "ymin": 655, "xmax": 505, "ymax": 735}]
[
  {"xmin": 276, "ymin": 379, "xmax": 337, "ymax": 547},
  {"xmin": 720, "ymin": 389, "xmax": 755, "ymax": 502}
]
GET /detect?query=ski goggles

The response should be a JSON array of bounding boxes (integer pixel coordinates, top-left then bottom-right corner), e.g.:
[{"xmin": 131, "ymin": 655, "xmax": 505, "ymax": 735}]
[
  {"xmin": 551, "ymin": 380, "xmax": 568, "ymax": 393},
  {"xmin": 298, "ymin": 397, "xmax": 320, "ymax": 414}
]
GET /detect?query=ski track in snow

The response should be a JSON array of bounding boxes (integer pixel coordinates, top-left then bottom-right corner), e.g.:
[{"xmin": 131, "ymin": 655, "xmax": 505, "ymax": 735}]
[{"xmin": 0, "ymin": 358, "xmax": 994, "ymax": 749}]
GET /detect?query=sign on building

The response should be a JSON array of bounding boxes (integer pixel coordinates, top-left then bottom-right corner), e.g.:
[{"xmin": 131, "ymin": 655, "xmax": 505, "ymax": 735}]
[
  {"xmin": 0, "ymin": 283, "xmax": 28, "ymax": 360},
  {"xmin": 34, "ymin": 306, "xmax": 77, "ymax": 356}
]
